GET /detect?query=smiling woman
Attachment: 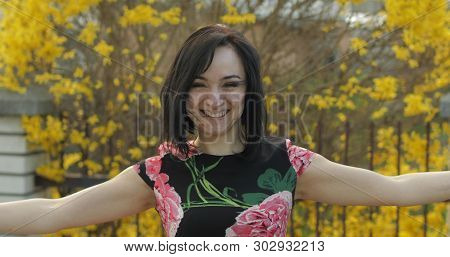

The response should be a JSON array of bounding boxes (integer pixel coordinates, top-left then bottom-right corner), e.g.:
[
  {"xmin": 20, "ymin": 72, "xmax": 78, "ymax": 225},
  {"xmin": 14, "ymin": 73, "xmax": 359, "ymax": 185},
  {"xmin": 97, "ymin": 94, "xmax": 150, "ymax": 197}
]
[
  {"xmin": 131, "ymin": 24, "xmax": 450, "ymax": 237},
  {"xmin": 1, "ymin": 24, "xmax": 449, "ymax": 238},
  {"xmin": 160, "ymin": 24, "xmax": 267, "ymax": 159},
  {"xmin": 186, "ymin": 46, "xmax": 247, "ymax": 151}
]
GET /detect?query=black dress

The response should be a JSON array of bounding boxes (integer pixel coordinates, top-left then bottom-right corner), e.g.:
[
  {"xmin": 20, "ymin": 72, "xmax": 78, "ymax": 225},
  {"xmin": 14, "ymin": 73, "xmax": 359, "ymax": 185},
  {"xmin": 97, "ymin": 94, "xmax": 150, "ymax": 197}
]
[{"xmin": 133, "ymin": 136, "xmax": 316, "ymax": 237}]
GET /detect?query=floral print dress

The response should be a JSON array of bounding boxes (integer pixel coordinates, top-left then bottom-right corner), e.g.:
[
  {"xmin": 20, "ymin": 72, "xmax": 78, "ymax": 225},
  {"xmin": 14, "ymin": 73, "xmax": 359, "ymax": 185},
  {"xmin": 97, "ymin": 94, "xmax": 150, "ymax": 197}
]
[{"xmin": 133, "ymin": 136, "xmax": 316, "ymax": 237}]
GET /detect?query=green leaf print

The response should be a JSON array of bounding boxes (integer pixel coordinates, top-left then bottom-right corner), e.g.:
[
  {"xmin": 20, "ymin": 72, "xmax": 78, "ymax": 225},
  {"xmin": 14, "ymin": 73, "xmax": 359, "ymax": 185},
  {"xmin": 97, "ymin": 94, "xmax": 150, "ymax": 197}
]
[
  {"xmin": 182, "ymin": 157, "xmax": 297, "ymax": 211},
  {"xmin": 257, "ymin": 167, "xmax": 296, "ymax": 193},
  {"xmin": 223, "ymin": 187, "xmax": 238, "ymax": 198},
  {"xmin": 282, "ymin": 166, "xmax": 297, "ymax": 192},
  {"xmin": 184, "ymin": 156, "xmax": 252, "ymax": 211},
  {"xmin": 257, "ymin": 168, "xmax": 282, "ymax": 191},
  {"xmin": 242, "ymin": 192, "xmax": 270, "ymax": 205}
]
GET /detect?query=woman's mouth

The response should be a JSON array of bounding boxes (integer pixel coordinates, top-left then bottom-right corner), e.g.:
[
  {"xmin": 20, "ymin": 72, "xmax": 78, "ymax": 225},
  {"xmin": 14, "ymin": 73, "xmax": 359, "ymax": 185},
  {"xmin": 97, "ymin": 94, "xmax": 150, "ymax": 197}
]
[{"xmin": 200, "ymin": 109, "xmax": 230, "ymax": 118}]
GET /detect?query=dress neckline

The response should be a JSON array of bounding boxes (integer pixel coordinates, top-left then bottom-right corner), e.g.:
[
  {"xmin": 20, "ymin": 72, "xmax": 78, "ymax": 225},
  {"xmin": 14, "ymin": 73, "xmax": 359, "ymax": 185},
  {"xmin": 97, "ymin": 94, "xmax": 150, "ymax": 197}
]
[{"xmin": 187, "ymin": 140, "xmax": 246, "ymax": 157}]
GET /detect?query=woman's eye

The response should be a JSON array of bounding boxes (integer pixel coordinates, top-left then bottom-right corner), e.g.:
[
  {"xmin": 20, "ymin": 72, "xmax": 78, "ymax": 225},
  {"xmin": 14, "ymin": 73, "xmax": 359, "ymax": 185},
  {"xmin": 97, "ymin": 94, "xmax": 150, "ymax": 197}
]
[
  {"xmin": 191, "ymin": 83, "xmax": 205, "ymax": 88},
  {"xmin": 223, "ymin": 82, "xmax": 240, "ymax": 87}
]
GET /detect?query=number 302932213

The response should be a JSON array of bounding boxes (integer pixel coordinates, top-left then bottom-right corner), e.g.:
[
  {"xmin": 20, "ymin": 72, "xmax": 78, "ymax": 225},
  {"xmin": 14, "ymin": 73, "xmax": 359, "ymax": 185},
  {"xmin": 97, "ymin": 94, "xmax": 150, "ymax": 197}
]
[{"xmin": 253, "ymin": 240, "xmax": 325, "ymax": 252}]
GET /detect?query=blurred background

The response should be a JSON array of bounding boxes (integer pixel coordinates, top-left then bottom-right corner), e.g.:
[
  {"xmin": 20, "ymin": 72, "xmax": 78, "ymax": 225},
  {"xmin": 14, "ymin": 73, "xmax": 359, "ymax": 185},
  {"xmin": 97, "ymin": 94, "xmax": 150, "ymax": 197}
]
[{"xmin": 0, "ymin": 0, "xmax": 448, "ymax": 237}]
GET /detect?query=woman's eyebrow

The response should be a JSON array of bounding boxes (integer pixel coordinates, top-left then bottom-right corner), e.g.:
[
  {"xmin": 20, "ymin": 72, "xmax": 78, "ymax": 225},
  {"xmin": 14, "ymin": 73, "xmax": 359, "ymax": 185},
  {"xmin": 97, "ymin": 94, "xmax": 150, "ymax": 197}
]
[{"xmin": 195, "ymin": 75, "xmax": 242, "ymax": 81}]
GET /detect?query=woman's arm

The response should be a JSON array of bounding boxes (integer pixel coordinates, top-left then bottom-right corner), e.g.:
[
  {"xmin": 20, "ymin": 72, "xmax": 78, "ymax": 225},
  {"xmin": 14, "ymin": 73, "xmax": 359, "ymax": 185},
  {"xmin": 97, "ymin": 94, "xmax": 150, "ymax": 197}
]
[
  {"xmin": 296, "ymin": 153, "xmax": 450, "ymax": 206},
  {"xmin": 0, "ymin": 165, "xmax": 155, "ymax": 235}
]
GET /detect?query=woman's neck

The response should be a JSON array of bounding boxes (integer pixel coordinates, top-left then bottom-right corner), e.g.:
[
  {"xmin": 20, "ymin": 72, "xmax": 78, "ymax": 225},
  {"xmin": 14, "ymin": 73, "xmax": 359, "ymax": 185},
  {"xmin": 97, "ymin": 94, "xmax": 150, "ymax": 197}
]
[{"xmin": 192, "ymin": 128, "xmax": 245, "ymax": 156}]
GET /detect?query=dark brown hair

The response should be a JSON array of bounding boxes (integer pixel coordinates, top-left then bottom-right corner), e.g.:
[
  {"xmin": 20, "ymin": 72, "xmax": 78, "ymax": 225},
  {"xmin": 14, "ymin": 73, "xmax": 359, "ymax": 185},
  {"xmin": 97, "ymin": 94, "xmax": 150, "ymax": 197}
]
[{"xmin": 160, "ymin": 24, "xmax": 267, "ymax": 159}]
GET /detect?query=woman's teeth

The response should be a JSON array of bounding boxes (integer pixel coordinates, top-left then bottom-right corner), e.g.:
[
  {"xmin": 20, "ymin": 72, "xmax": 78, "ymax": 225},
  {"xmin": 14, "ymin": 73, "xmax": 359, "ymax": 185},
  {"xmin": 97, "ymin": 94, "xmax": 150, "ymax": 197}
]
[{"xmin": 202, "ymin": 110, "xmax": 229, "ymax": 118}]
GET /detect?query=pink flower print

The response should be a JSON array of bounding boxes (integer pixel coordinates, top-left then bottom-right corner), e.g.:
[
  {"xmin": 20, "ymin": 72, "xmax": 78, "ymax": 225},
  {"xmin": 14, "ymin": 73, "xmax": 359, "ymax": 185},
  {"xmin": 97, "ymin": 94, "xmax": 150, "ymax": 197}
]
[
  {"xmin": 157, "ymin": 141, "xmax": 200, "ymax": 160},
  {"xmin": 154, "ymin": 184, "xmax": 184, "ymax": 237},
  {"xmin": 225, "ymin": 191, "xmax": 292, "ymax": 237},
  {"xmin": 135, "ymin": 153, "xmax": 184, "ymax": 236},
  {"xmin": 286, "ymin": 139, "xmax": 315, "ymax": 176},
  {"xmin": 144, "ymin": 156, "xmax": 162, "ymax": 180},
  {"xmin": 153, "ymin": 173, "xmax": 169, "ymax": 189}
]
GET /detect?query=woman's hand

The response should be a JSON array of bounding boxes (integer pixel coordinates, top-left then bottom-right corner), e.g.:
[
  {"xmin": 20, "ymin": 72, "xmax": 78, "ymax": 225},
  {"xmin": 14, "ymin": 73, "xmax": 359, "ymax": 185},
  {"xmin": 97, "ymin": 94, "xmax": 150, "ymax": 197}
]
[{"xmin": 295, "ymin": 153, "xmax": 450, "ymax": 206}]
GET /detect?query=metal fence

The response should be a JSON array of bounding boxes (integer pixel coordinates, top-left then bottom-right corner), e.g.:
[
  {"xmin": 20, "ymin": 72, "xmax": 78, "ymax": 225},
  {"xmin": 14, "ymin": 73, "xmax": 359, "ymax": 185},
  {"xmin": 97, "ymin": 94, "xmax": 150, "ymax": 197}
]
[
  {"xmin": 289, "ymin": 120, "xmax": 449, "ymax": 237},
  {"xmin": 36, "ymin": 120, "xmax": 448, "ymax": 237}
]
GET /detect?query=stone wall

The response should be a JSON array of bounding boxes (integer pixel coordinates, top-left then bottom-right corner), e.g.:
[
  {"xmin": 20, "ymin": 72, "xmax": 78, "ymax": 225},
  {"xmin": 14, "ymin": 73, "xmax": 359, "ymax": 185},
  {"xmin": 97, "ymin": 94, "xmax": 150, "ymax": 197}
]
[{"xmin": 0, "ymin": 86, "xmax": 54, "ymax": 203}]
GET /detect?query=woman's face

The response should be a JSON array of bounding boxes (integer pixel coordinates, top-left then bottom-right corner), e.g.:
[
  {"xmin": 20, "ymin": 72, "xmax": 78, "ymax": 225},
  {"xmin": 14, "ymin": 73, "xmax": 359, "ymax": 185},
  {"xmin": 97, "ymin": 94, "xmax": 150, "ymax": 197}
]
[{"xmin": 186, "ymin": 46, "xmax": 247, "ymax": 139}]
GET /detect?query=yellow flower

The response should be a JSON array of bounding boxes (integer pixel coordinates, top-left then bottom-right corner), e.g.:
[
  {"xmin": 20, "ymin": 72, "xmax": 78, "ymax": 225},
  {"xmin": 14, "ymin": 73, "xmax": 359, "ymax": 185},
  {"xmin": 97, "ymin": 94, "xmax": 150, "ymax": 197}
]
[
  {"xmin": 88, "ymin": 142, "xmax": 99, "ymax": 152},
  {"xmin": 268, "ymin": 123, "xmax": 278, "ymax": 134},
  {"xmin": 121, "ymin": 48, "xmax": 130, "ymax": 55},
  {"xmin": 160, "ymin": 7, "xmax": 182, "ymax": 25},
  {"xmin": 291, "ymin": 106, "xmax": 301, "ymax": 116},
  {"xmin": 408, "ymin": 59, "xmax": 419, "ymax": 68},
  {"xmin": 159, "ymin": 33, "xmax": 168, "ymax": 41},
  {"xmin": 135, "ymin": 54, "xmax": 145, "ymax": 64},
  {"xmin": 371, "ymin": 30, "xmax": 383, "ymax": 39},
  {"xmin": 63, "ymin": 152, "xmax": 82, "ymax": 170},
  {"xmin": 371, "ymin": 107, "xmax": 388, "ymax": 120},
  {"xmin": 336, "ymin": 0, "xmax": 364, "ymax": 5},
  {"xmin": 94, "ymin": 40, "xmax": 114, "ymax": 63},
  {"xmin": 134, "ymin": 83, "xmax": 143, "ymax": 93},
  {"xmin": 403, "ymin": 93, "xmax": 433, "ymax": 117},
  {"xmin": 265, "ymin": 95, "xmax": 278, "ymax": 110},
  {"xmin": 128, "ymin": 147, "xmax": 143, "ymax": 160},
  {"xmin": 62, "ymin": 50, "xmax": 76, "ymax": 60},
  {"xmin": 70, "ymin": 130, "xmax": 89, "ymax": 149},
  {"xmin": 309, "ymin": 95, "xmax": 336, "ymax": 110},
  {"xmin": 74, "ymin": 67, "xmax": 84, "ymax": 78},
  {"xmin": 87, "ymin": 114, "xmax": 99, "ymax": 125},
  {"xmin": 339, "ymin": 76, "xmax": 359, "ymax": 97},
  {"xmin": 262, "ymin": 76, "xmax": 272, "ymax": 86},
  {"xmin": 337, "ymin": 112, "xmax": 347, "ymax": 122},
  {"xmin": 152, "ymin": 76, "xmax": 163, "ymax": 85},
  {"xmin": 392, "ymin": 45, "xmax": 410, "ymax": 61},
  {"xmin": 351, "ymin": 37, "xmax": 368, "ymax": 56},
  {"xmin": 369, "ymin": 76, "xmax": 398, "ymax": 101},
  {"xmin": 220, "ymin": 0, "xmax": 256, "ymax": 25},
  {"xmin": 47, "ymin": 186, "xmax": 61, "ymax": 199},
  {"xmin": 149, "ymin": 136, "xmax": 159, "ymax": 146},
  {"xmin": 37, "ymin": 161, "xmax": 65, "ymax": 183},
  {"xmin": 85, "ymin": 159, "xmax": 103, "ymax": 176},
  {"xmin": 78, "ymin": 22, "xmax": 99, "ymax": 45},
  {"xmin": 34, "ymin": 73, "xmax": 63, "ymax": 84},
  {"xmin": 119, "ymin": 5, "xmax": 162, "ymax": 27},
  {"xmin": 117, "ymin": 92, "xmax": 125, "ymax": 102}
]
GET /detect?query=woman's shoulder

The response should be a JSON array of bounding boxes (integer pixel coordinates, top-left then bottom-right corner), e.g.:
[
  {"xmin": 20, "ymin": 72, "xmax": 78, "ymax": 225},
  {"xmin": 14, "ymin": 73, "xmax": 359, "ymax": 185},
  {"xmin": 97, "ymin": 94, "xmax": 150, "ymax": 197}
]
[
  {"xmin": 254, "ymin": 136, "xmax": 316, "ymax": 176},
  {"xmin": 260, "ymin": 135, "xmax": 312, "ymax": 152}
]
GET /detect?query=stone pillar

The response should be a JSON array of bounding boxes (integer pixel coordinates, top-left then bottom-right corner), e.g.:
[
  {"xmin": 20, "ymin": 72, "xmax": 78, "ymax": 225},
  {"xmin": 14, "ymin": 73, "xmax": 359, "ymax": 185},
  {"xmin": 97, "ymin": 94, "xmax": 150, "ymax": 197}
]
[{"xmin": 0, "ymin": 86, "xmax": 54, "ymax": 203}]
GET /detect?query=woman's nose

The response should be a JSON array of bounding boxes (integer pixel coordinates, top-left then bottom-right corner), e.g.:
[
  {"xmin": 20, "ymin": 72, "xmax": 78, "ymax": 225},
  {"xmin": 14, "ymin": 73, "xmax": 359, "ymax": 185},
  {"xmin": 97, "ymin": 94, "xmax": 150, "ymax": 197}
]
[{"xmin": 203, "ymin": 90, "xmax": 225, "ymax": 108}]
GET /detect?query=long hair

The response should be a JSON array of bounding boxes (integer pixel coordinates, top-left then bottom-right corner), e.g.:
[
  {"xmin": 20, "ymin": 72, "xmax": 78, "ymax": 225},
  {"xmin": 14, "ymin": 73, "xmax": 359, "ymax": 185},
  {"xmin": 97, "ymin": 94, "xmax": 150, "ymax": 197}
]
[{"xmin": 160, "ymin": 24, "xmax": 267, "ymax": 160}]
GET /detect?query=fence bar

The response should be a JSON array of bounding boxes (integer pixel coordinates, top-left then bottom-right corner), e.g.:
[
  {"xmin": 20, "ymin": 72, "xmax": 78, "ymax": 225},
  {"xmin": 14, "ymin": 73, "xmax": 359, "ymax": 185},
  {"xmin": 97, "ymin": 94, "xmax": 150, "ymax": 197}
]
[
  {"xmin": 136, "ymin": 214, "xmax": 140, "ymax": 237},
  {"xmin": 290, "ymin": 205, "xmax": 294, "ymax": 236},
  {"xmin": 315, "ymin": 117, "xmax": 323, "ymax": 236},
  {"xmin": 423, "ymin": 122, "xmax": 431, "ymax": 236},
  {"xmin": 395, "ymin": 121, "xmax": 402, "ymax": 237},
  {"xmin": 369, "ymin": 121, "xmax": 375, "ymax": 237},
  {"xmin": 342, "ymin": 121, "xmax": 350, "ymax": 237}
]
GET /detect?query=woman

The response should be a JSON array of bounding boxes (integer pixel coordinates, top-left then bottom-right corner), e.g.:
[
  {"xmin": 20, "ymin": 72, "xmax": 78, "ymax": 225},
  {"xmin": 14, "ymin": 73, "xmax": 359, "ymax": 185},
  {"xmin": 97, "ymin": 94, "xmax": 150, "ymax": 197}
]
[{"xmin": 0, "ymin": 24, "xmax": 449, "ymax": 237}]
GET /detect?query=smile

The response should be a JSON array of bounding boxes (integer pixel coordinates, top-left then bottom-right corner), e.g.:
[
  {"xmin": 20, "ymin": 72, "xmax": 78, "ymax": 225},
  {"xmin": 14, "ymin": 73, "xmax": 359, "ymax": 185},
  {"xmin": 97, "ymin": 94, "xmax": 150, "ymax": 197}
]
[{"xmin": 200, "ymin": 109, "xmax": 230, "ymax": 118}]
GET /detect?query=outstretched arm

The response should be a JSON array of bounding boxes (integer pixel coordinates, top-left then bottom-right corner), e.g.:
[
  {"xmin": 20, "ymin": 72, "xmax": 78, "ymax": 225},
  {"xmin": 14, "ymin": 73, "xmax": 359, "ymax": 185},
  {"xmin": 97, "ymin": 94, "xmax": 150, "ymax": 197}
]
[
  {"xmin": 0, "ymin": 165, "xmax": 155, "ymax": 235},
  {"xmin": 296, "ymin": 153, "xmax": 450, "ymax": 206}
]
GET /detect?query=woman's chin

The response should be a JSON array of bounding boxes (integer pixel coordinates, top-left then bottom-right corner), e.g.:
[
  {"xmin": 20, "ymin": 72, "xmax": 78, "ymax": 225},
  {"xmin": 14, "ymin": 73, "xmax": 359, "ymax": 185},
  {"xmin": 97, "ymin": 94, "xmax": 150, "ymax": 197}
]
[{"xmin": 197, "ymin": 126, "xmax": 231, "ymax": 138}]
